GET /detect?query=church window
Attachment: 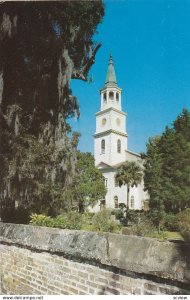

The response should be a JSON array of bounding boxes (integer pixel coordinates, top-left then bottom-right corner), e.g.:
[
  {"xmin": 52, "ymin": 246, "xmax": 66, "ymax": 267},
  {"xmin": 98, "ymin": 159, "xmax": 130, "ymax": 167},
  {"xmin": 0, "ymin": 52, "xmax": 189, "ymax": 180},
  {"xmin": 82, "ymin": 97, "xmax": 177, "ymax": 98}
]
[
  {"xmin": 104, "ymin": 178, "xmax": 108, "ymax": 187},
  {"xmin": 109, "ymin": 91, "xmax": 114, "ymax": 100},
  {"xmin": 103, "ymin": 92, "xmax": 107, "ymax": 103},
  {"xmin": 114, "ymin": 196, "xmax": 119, "ymax": 208},
  {"xmin": 117, "ymin": 139, "xmax": 121, "ymax": 153},
  {"xmin": 130, "ymin": 196, "xmax": 134, "ymax": 209},
  {"xmin": 101, "ymin": 139, "xmax": 105, "ymax": 154},
  {"xmin": 116, "ymin": 92, "xmax": 119, "ymax": 102}
]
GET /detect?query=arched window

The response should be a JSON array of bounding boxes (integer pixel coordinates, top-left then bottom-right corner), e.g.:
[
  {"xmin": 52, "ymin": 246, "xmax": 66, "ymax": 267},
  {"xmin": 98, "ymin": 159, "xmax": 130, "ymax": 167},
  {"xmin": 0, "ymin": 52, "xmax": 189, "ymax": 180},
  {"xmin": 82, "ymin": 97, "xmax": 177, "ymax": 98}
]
[
  {"xmin": 103, "ymin": 92, "xmax": 107, "ymax": 103},
  {"xmin": 130, "ymin": 196, "xmax": 134, "ymax": 209},
  {"xmin": 101, "ymin": 139, "xmax": 105, "ymax": 154},
  {"xmin": 109, "ymin": 91, "xmax": 114, "ymax": 100},
  {"xmin": 117, "ymin": 139, "xmax": 121, "ymax": 153},
  {"xmin": 116, "ymin": 92, "xmax": 119, "ymax": 102},
  {"xmin": 114, "ymin": 196, "xmax": 119, "ymax": 208}
]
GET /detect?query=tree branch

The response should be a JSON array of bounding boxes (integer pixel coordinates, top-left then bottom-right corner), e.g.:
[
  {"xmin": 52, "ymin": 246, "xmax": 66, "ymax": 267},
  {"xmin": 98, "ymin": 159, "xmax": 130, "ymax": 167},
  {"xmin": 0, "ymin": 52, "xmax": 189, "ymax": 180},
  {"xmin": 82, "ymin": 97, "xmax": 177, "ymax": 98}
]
[{"xmin": 71, "ymin": 42, "xmax": 101, "ymax": 81}]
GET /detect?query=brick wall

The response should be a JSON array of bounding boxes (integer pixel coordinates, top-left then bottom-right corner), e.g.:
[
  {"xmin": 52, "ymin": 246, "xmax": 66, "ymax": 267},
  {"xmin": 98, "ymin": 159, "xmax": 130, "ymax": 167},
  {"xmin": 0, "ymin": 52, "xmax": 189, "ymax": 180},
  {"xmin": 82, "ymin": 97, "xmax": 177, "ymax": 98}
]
[{"xmin": 0, "ymin": 223, "xmax": 190, "ymax": 295}]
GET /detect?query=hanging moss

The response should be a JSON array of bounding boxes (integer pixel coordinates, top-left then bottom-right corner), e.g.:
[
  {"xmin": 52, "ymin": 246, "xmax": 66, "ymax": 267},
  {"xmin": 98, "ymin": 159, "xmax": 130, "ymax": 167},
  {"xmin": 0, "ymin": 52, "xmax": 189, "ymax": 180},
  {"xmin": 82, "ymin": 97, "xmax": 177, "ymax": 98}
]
[{"xmin": 0, "ymin": 1, "xmax": 104, "ymax": 223}]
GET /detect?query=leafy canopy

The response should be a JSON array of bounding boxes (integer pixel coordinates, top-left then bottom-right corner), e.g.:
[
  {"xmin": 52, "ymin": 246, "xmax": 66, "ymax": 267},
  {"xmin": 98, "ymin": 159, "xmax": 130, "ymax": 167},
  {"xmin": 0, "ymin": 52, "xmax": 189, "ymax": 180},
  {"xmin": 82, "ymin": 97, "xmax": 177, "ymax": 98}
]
[
  {"xmin": 67, "ymin": 152, "xmax": 107, "ymax": 213},
  {"xmin": 0, "ymin": 1, "xmax": 104, "ymax": 222},
  {"xmin": 115, "ymin": 160, "xmax": 143, "ymax": 209},
  {"xmin": 144, "ymin": 108, "xmax": 190, "ymax": 215},
  {"xmin": 116, "ymin": 161, "xmax": 143, "ymax": 188}
]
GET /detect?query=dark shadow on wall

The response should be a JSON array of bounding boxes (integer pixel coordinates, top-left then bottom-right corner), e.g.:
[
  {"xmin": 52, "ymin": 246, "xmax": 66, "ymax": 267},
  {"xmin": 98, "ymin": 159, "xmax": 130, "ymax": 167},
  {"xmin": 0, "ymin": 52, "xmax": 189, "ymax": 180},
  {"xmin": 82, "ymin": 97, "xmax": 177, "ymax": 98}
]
[
  {"xmin": 170, "ymin": 240, "xmax": 190, "ymax": 287},
  {"xmin": 96, "ymin": 240, "xmax": 190, "ymax": 295},
  {"xmin": 97, "ymin": 273, "xmax": 121, "ymax": 295}
]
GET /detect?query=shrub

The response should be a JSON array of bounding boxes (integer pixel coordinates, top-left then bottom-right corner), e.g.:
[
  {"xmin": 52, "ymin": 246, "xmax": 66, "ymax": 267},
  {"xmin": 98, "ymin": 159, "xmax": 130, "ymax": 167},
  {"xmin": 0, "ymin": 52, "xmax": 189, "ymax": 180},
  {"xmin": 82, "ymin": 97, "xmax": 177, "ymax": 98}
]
[
  {"xmin": 30, "ymin": 214, "xmax": 53, "ymax": 227},
  {"xmin": 127, "ymin": 215, "xmax": 156, "ymax": 237},
  {"xmin": 111, "ymin": 209, "xmax": 124, "ymax": 220},
  {"xmin": 63, "ymin": 211, "xmax": 83, "ymax": 230},
  {"xmin": 125, "ymin": 210, "xmax": 139, "ymax": 224},
  {"xmin": 92, "ymin": 209, "xmax": 120, "ymax": 233},
  {"xmin": 30, "ymin": 212, "xmax": 82, "ymax": 230},
  {"xmin": 125, "ymin": 209, "xmax": 145, "ymax": 225},
  {"xmin": 163, "ymin": 213, "xmax": 179, "ymax": 231},
  {"xmin": 177, "ymin": 209, "xmax": 190, "ymax": 241},
  {"xmin": 82, "ymin": 211, "xmax": 94, "ymax": 224},
  {"xmin": 119, "ymin": 203, "xmax": 126, "ymax": 210},
  {"xmin": 51, "ymin": 215, "xmax": 67, "ymax": 229}
]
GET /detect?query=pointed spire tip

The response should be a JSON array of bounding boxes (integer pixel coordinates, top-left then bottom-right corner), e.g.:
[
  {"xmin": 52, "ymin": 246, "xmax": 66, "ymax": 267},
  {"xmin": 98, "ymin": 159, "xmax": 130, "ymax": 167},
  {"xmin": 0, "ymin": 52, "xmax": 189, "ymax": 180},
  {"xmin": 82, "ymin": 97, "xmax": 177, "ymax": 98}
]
[{"xmin": 105, "ymin": 53, "xmax": 117, "ymax": 85}]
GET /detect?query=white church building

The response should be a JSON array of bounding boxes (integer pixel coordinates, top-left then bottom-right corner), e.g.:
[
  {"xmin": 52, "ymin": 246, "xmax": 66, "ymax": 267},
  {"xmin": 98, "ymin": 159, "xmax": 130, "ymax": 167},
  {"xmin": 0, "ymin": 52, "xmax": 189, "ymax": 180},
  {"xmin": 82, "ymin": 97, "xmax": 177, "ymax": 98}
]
[{"xmin": 93, "ymin": 54, "xmax": 148, "ymax": 212}]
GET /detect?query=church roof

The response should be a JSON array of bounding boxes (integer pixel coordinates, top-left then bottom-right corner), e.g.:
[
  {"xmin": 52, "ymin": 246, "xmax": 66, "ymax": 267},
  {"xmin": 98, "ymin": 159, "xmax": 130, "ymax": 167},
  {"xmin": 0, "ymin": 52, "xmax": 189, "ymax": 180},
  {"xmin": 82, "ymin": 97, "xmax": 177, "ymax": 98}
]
[
  {"xmin": 105, "ymin": 53, "xmax": 117, "ymax": 86},
  {"xmin": 125, "ymin": 149, "xmax": 141, "ymax": 158},
  {"xmin": 96, "ymin": 161, "xmax": 113, "ymax": 169}
]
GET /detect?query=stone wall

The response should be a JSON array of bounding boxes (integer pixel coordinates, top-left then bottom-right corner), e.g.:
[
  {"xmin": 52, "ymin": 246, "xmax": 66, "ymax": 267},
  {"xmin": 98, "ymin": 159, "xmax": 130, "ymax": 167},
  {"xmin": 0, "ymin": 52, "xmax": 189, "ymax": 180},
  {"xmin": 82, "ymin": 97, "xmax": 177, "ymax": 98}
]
[{"xmin": 0, "ymin": 223, "xmax": 190, "ymax": 295}]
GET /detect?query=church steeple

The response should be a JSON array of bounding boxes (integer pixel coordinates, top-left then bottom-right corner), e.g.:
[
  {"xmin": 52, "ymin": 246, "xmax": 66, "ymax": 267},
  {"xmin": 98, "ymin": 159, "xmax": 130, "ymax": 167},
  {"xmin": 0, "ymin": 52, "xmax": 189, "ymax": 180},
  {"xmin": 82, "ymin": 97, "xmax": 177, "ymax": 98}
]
[
  {"xmin": 105, "ymin": 53, "xmax": 117, "ymax": 86},
  {"xmin": 95, "ymin": 54, "xmax": 127, "ymax": 167},
  {"xmin": 100, "ymin": 53, "xmax": 122, "ymax": 111}
]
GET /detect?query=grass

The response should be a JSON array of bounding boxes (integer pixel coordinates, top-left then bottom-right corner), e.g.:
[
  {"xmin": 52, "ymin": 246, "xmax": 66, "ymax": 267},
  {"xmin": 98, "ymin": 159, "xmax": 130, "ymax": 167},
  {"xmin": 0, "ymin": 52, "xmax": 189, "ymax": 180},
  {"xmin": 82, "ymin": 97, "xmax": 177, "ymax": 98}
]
[
  {"xmin": 164, "ymin": 231, "xmax": 184, "ymax": 240},
  {"xmin": 151, "ymin": 231, "xmax": 184, "ymax": 241}
]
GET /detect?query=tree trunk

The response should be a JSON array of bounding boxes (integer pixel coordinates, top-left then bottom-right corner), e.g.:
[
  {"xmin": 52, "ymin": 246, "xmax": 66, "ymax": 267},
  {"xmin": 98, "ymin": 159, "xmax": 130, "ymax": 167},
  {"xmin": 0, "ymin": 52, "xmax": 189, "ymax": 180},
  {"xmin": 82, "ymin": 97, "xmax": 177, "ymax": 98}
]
[
  {"xmin": 127, "ymin": 186, "xmax": 130, "ymax": 210},
  {"xmin": 158, "ymin": 220, "xmax": 161, "ymax": 234},
  {"xmin": 78, "ymin": 201, "xmax": 84, "ymax": 214},
  {"xmin": 0, "ymin": 67, "xmax": 3, "ymax": 222},
  {"xmin": 0, "ymin": 68, "xmax": 3, "ymax": 106}
]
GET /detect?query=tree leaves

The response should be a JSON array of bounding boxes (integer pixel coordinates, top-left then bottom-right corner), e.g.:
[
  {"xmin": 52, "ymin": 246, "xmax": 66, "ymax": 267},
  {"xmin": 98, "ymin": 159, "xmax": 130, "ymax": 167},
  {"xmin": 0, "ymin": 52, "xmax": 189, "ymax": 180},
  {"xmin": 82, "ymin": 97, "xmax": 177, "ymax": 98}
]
[
  {"xmin": 116, "ymin": 161, "xmax": 143, "ymax": 188},
  {"xmin": 0, "ymin": 1, "xmax": 104, "ymax": 222},
  {"xmin": 115, "ymin": 161, "xmax": 143, "ymax": 209},
  {"xmin": 144, "ymin": 108, "xmax": 190, "ymax": 214}
]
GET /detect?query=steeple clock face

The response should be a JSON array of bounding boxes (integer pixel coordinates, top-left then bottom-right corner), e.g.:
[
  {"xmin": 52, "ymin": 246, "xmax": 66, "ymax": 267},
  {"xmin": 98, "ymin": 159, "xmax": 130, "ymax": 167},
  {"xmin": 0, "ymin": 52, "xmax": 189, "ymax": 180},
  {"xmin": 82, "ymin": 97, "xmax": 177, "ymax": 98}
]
[
  {"xmin": 116, "ymin": 118, "xmax": 121, "ymax": 126},
  {"xmin": 102, "ymin": 118, "xmax": 107, "ymax": 126}
]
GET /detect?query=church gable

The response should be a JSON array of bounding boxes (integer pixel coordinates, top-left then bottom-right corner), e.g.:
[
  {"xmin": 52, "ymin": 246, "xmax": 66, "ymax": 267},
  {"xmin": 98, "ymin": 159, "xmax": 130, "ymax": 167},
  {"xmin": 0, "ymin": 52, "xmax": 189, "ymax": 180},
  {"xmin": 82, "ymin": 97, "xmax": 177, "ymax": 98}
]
[
  {"xmin": 96, "ymin": 161, "xmax": 112, "ymax": 170},
  {"xmin": 125, "ymin": 150, "xmax": 142, "ymax": 163}
]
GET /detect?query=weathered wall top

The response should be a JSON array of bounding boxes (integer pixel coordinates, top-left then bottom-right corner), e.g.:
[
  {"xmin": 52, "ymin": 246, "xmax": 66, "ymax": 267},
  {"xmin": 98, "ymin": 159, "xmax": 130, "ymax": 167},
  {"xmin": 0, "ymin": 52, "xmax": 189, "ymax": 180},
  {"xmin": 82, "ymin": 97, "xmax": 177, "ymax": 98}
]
[{"xmin": 0, "ymin": 223, "xmax": 190, "ymax": 284}]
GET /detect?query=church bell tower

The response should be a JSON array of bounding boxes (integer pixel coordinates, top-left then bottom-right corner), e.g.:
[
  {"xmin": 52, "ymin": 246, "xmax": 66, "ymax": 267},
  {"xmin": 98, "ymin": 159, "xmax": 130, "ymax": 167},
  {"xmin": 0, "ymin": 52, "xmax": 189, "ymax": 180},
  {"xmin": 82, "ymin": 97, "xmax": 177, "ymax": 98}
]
[{"xmin": 94, "ymin": 54, "xmax": 128, "ymax": 167}]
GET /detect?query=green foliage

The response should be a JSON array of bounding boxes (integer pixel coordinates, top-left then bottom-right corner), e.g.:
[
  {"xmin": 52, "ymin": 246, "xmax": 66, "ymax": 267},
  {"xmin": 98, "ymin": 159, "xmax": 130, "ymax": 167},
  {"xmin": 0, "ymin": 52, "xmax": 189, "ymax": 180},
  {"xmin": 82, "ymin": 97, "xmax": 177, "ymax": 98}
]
[
  {"xmin": 92, "ymin": 209, "xmax": 120, "ymax": 233},
  {"xmin": 30, "ymin": 210, "xmax": 120, "ymax": 233},
  {"xmin": 0, "ymin": 2, "xmax": 104, "ymax": 222},
  {"xmin": 127, "ymin": 216, "xmax": 156, "ymax": 237},
  {"xmin": 111, "ymin": 209, "xmax": 124, "ymax": 220},
  {"xmin": 30, "ymin": 214, "xmax": 53, "ymax": 227},
  {"xmin": 81, "ymin": 212, "xmax": 95, "ymax": 231},
  {"xmin": 66, "ymin": 152, "xmax": 107, "ymax": 212},
  {"xmin": 177, "ymin": 209, "xmax": 190, "ymax": 241},
  {"xmin": 125, "ymin": 209, "xmax": 140, "ymax": 224},
  {"xmin": 30, "ymin": 212, "xmax": 83, "ymax": 230},
  {"xmin": 1, "ymin": 129, "xmax": 80, "ymax": 222},
  {"xmin": 119, "ymin": 203, "xmax": 127, "ymax": 210},
  {"xmin": 162, "ymin": 213, "xmax": 179, "ymax": 232},
  {"xmin": 148, "ymin": 208, "xmax": 165, "ymax": 233},
  {"xmin": 55, "ymin": 212, "xmax": 83, "ymax": 230},
  {"xmin": 161, "ymin": 231, "xmax": 183, "ymax": 241},
  {"xmin": 0, "ymin": 1, "xmax": 104, "ymax": 127},
  {"xmin": 150, "ymin": 231, "xmax": 168, "ymax": 240},
  {"xmin": 115, "ymin": 161, "xmax": 143, "ymax": 208},
  {"xmin": 116, "ymin": 161, "xmax": 143, "ymax": 188},
  {"xmin": 144, "ymin": 109, "xmax": 190, "ymax": 217}
]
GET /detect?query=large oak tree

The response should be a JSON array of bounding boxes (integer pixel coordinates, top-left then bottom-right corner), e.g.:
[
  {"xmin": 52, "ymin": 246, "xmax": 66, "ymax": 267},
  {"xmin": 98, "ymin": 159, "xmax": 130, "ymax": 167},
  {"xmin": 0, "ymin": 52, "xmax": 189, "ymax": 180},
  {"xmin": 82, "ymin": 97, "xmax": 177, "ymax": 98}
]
[{"xmin": 0, "ymin": 1, "xmax": 104, "ymax": 222}]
